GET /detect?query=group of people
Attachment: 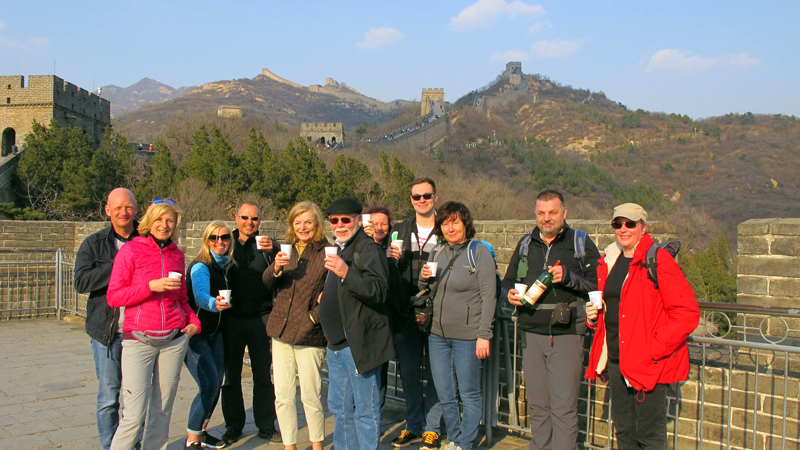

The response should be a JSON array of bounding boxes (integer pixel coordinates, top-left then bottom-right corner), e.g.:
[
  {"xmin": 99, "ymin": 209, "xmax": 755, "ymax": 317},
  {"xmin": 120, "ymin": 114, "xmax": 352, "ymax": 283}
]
[{"xmin": 75, "ymin": 178, "xmax": 699, "ymax": 450}]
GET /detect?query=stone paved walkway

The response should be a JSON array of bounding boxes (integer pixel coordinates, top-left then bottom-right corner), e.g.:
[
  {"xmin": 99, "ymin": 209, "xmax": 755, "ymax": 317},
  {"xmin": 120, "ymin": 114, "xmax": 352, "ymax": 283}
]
[{"xmin": 0, "ymin": 319, "xmax": 530, "ymax": 449}]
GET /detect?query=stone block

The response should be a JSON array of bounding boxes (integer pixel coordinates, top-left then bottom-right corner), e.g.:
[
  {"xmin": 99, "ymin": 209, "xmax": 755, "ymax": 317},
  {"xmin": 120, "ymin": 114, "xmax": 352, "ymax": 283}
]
[
  {"xmin": 770, "ymin": 279, "xmax": 800, "ymax": 297},
  {"xmin": 480, "ymin": 221, "xmax": 507, "ymax": 233},
  {"xmin": 771, "ymin": 237, "xmax": 800, "ymax": 256},
  {"xmin": 737, "ymin": 276, "xmax": 768, "ymax": 295},
  {"xmin": 738, "ymin": 218, "xmax": 775, "ymax": 236},
  {"xmin": 3, "ymin": 419, "xmax": 59, "ymax": 436},
  {"xmin": 738, "ymin": 256, "xmax": 800, "ymax": 277},
  {"xmin": 737, "ymin": 294, "xmax": 800, "ymax": 309},
  {"xmin": 479, "ymin": 234, "xmax": 506, "ymax": 249},
  {"xmin": 738, "ymin": 237, "xmax": 770, "ymax": 255},
  {"xmin": 772, "ymin": 219, "xmax": 800, "ymax": 235}
]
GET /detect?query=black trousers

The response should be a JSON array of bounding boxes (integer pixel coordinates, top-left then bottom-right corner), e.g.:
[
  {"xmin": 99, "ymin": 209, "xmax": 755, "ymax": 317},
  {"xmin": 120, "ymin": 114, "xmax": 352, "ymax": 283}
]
[
  {"xmin": 221, "ymin": 314, "xmax": 276, "ymax": 432},
  {"xmin": 607, "ymin": 361, "xmax": 668, "ymax": 450}
]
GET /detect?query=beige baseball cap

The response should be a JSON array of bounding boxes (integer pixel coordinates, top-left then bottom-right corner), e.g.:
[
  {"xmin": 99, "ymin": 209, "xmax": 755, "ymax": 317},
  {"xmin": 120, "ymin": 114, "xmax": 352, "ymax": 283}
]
[{"xmin": 612, "ymin": 203, "xmax": 648, "ymax": 223}]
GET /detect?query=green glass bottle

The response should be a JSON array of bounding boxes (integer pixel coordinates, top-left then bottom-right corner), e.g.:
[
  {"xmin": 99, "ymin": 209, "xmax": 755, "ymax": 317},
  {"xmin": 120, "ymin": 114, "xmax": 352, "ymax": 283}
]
[{"xmin": 521, "ymin": 260, "xmax": 560, "ymax": 307}]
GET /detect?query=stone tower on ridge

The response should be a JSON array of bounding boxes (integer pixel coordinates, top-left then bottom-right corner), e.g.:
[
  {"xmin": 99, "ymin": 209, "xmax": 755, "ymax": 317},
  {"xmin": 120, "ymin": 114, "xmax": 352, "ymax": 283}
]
[{"xmin": 421, "ymin": 88, "xmax": 444, "ymax": 117}]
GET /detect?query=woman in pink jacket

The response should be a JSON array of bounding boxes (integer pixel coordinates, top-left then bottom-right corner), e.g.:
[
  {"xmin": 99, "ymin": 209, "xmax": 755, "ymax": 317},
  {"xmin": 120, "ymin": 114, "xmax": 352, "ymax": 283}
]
[
  {"xmin": 107, "ymin": 199, "xmax": 201, "ymax": 450},
  {"xmin": 585, "ymin": 203, "xmax": 699, "ymax": 449}
]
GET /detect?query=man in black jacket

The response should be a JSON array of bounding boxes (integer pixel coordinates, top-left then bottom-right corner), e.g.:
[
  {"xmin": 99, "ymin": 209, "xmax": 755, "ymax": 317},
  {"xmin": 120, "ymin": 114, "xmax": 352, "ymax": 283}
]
[
  {"xmin": 502, "ymin": 190, "xmax": 601, "ymax": 450},
  {"xmin": 220, "ymin": 202, "xmax": 280, "ymax": 445},
  {"xmin": 320, "ymin": 197, "xmax": 393, "ymax": 450},
  {"xmin": 74, "ymin": 188, "xmax": 139, "ymax": 450},
  {"xmin": 387, "ymin": 177, "xmax": 443, "ymax": 449}
]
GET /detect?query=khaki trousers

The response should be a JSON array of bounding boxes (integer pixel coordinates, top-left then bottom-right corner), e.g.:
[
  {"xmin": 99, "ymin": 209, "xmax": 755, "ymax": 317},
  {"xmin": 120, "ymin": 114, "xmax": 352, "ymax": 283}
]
[
  {"xmin": 272, "ymin": 338, "xmax": 326, "ymax": 445},
  {"xmin": 110, "ymin": 334, "xmax": 189, "ymax": 450}
]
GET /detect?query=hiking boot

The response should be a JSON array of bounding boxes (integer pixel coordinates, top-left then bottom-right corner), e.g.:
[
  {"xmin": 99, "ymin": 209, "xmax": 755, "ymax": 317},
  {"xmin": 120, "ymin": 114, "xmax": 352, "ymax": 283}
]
[
  {"xmin": 392, "ymin": 430, "xmax": 423, "ymax": 447},
  {"xmin": 420, "ymin": 431, "xmax": 441, "ymax": 450},
  {"xmin": 257, "ymin": 427, "xmax": 282, "ymax": 443},
  {"xmin": 220, "ymin": 429, "xmax": 242, "ymax": 445}
]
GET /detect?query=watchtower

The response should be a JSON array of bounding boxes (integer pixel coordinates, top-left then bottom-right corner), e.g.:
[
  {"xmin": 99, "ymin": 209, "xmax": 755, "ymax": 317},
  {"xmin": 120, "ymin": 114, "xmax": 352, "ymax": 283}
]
[
  {"xmin": 0, "ymin": 75, "xmax": 111, "ymax": 154},
  {"xmin": 421, "ymin": 88, "xmax": 445, "ymax": 117},
  {"xmin": 300, "ymin": 122, "xmax": 344, "ymax": 148}
]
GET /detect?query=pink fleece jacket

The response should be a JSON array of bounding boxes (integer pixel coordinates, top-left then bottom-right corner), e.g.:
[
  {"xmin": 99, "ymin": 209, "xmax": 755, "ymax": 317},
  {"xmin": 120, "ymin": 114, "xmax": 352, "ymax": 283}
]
[{"xmin": 107, "ymin": 235, "xmax": 200, "ymax": 333}]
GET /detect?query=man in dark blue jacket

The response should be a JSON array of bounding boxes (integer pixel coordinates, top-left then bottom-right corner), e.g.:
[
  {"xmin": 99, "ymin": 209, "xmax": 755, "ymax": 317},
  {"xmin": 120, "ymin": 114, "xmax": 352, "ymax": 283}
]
[{"xmin": 74, "ymin": 188, "xmax": 139, "ymax": 450}]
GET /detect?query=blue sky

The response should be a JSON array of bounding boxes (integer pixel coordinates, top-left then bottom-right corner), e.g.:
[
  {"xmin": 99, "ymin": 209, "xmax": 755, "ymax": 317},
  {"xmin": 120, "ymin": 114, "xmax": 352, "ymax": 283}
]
[{"xmin": 2, "ymin": 0, "xmax": 797, "ymax": 119}]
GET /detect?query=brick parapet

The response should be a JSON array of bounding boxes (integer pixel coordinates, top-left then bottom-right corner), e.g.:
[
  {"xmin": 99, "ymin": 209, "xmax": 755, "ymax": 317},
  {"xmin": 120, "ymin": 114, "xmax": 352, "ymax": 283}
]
[{"xmin": 737, "ymin": 219, "xmax": 800, "ymax": 309}]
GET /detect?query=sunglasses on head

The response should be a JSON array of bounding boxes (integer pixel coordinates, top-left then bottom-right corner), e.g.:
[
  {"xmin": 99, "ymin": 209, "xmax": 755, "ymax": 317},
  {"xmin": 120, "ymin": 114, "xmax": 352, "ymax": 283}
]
[
  {"xmin": 153, "ymin": 198, "xmax": 175, "ymax": 205},
  {"xmin": 237, "ymin": 215, "xmax": 259, "ymax": 221},
  {"xmin": 329, "ymin": 216, "xmax": 354, "ymax": 225},
  {"xmin": 411, "ymin": 193, "xmax": 434, "ymax": 201},
  {"xmin": 208, "ymin": 234, "xmax": 232, "ymax": 242},
  {"xmin": 611, "ymin": 220, "xmax": 641, "ymax": 229}
]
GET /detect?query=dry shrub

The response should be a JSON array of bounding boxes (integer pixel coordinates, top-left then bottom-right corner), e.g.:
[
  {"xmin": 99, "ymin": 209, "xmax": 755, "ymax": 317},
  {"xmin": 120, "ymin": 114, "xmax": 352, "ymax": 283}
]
[{"xmin": 172, "ymin": 179, "xmax": 229, "ymax": 223}]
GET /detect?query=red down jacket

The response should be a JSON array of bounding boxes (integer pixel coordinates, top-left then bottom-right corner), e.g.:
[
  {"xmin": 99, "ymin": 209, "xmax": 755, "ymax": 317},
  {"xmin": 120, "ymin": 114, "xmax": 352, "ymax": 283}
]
[
  {"xmin": 585, "ymin": 233, "xmax": 699, "ymax": 392},
  {"xmin": 107, "ymin": 235, "xmax": 200, "ymax": 333}
]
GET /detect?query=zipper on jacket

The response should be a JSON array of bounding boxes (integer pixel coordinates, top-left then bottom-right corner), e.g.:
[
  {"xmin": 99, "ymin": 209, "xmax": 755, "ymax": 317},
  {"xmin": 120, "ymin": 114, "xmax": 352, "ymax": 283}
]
[{"xmin": 160, "ymin": 246, "xmax": 166, "ymax": 330}]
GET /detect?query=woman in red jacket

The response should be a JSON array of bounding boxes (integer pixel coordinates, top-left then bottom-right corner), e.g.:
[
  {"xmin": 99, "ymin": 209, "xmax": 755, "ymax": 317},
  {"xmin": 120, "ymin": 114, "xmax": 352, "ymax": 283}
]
[
  {"xmin": 585, "ymin": 203, "xmax": 699, "ymax": 449},
  {"xmin": 107, "ymin": 199, "xmax": 201, "ymax": 450}
]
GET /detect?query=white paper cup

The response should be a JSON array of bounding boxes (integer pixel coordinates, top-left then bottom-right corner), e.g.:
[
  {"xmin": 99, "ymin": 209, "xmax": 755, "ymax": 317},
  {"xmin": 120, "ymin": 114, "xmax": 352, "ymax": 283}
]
[
  {"xmin": 588, "ymin": 291, "xmax": 603, "ymax": 309},
  {"xmin": 168, "ymin": 271, "xmax": 182, "ymax": 280},
  {"xmin": 391, "ymin": 240, "xmax": 404, "ymax": 252},
  {"xmin": 219, "ymin": 290, "xmax": 231, "ymax": 304},
  {"xmin": 362, "ymin": 214, "xmax": 371, "ymax": 224},
  {"xmin": 256, "ymin": 235, "xmax": 266, "ymax": 250},
  {"xmin": 427, "ymin": 262, "xmax": 439, "ymax": 277},
  {"xmin": 325, "ymin": 246, "xmax": 338, "ymax": 257},
  {"xmin": 280, "ymin": 244, "xmax": 292, "ymax": 258},
  {"xmin": 515, "ymin": 283, "xmax": 528, "ymax": 297}
]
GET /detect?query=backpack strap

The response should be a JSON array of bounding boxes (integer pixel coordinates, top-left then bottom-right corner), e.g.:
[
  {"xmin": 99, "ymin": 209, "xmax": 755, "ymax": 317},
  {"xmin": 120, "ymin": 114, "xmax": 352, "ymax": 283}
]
[
  {"xmin": 467, "ymin": 240, "xmax": 480, "ymax": 274},
  {"xmin": 645, "ymin": 244, "xmax": 660, "ymax": 289},
  {"xmin": 516, "ymin": 232, "xmax": 533, "ymax": 281},
  {"xmin": 573, "ymin": 229, "xmax": 587, "ymax": 268}
]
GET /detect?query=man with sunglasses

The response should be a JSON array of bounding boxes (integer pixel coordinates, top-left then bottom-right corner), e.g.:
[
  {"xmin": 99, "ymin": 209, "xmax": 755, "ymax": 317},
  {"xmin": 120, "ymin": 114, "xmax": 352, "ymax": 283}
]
[
  {"xmin": 74, "ymin": 188, "xmax": 142, "ymax": 450},
  {"xmin": 320, "ymin": 196, "xmax": 393, "ymax": 450},
  {"xmin": 387, "ymin": 177, "xmax": 444, "ymax": 449},
  {"xmin": 220, "ymin": 202, "xmax": 281, "ymax": 445},
  {"xmin": 502, "ymin": 190, "xmax": 601, "ymax": 450}
]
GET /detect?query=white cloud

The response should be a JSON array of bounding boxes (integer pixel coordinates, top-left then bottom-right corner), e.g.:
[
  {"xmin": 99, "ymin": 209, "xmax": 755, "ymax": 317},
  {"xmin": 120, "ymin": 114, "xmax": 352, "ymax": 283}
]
[
  {"xmin": 491, "ymin": 50, "xmax": 528, "ymax": 61},
  {"xmin": 450, "ymin": 0, "xmax": 544, "ymax": 31},
  {"xmin": 531, "ymin": 39, "xmax": 580, "ymax": 58},
  {"xmin": 0, "ymin": 35, "xmax": 48, "ymax": 51},
  {"xmin": 646, "ymin": 49, "xmax": 761, "ymax": 74},
  {"xmin": 357, "ymin": 27, "xmax": 403, "ymax": 50},
  {"xmin": 528, "ymin": 21, "xmax": 550, "ymax": 33}
]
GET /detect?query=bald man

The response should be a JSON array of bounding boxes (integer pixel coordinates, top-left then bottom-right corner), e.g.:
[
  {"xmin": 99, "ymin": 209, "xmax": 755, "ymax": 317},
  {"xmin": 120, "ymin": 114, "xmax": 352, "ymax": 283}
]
[{"xmin": 75, "ymin": 188, "xmax": 141, "ymax": 450}]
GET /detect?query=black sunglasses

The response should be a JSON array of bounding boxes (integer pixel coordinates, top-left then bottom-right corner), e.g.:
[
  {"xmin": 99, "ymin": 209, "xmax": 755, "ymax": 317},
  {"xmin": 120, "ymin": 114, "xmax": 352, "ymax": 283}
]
[
  {"xmin": 411, "ymin": 193, "xmax": 435, "ymax": 201},
  {"xmin": 329, "ymin": 216, "xmax": 354, "ymax": 225},
  {"xmin": 237, "ymin": 215, "xmax": 259, "ymax": 221},
  {"xmin": 611, "ymin": 220, "xmax": 641, "ymax": 229},
  {"xmin": 209, "ymin": 234, "xmax": 232, "ymax": 242}
]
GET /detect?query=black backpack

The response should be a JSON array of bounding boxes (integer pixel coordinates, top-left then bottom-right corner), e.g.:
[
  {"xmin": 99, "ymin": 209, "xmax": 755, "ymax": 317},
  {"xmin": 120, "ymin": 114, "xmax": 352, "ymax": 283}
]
[{"xmin": 645, "ymin": 240, "xmax": 681, "ymax": 289}]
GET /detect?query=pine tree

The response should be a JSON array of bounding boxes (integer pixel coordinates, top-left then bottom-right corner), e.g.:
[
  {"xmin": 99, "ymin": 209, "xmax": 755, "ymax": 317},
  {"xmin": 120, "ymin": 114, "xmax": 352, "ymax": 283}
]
[{"xmin": 151, "ymin": 138, "xmax": 177, "ymax": 197}]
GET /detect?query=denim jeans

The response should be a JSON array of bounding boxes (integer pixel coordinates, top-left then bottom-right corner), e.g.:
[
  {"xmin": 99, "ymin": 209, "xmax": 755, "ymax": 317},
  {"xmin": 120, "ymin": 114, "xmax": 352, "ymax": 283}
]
[
  {"xmin": 428, "ymin": 334, "xmax": 483, "ymax": 450},
  {"xmin": 184, "ymin": 332, "xmax": 225, "ymax": 434},
  {"xmin": 395, "ymin": 328, "xmax": 442, "ymax": 435},
  {"xmin": 327, "ymin": 347, "xmax": 382, "ymax": 450},
  {"xmin": 607, "ymin": 361, "xmax": 668, "ymax": 450},
  {"xmin": 91, "ymin": 335, "xmax": 124, "ymax": 450}
]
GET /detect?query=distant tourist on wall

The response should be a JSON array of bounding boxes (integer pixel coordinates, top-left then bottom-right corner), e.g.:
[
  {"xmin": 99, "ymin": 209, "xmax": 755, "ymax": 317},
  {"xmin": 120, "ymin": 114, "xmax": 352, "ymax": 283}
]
[{"xmin": 74, "ymin": 188, "xmax": 141, "ymax": 450}]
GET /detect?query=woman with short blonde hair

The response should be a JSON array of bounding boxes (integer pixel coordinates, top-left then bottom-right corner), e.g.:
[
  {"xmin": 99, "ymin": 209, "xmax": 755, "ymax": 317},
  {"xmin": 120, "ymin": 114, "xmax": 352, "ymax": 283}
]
[{"xmin": 108, "ymin": 199, "xmax": 200, "ymax": 450}]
